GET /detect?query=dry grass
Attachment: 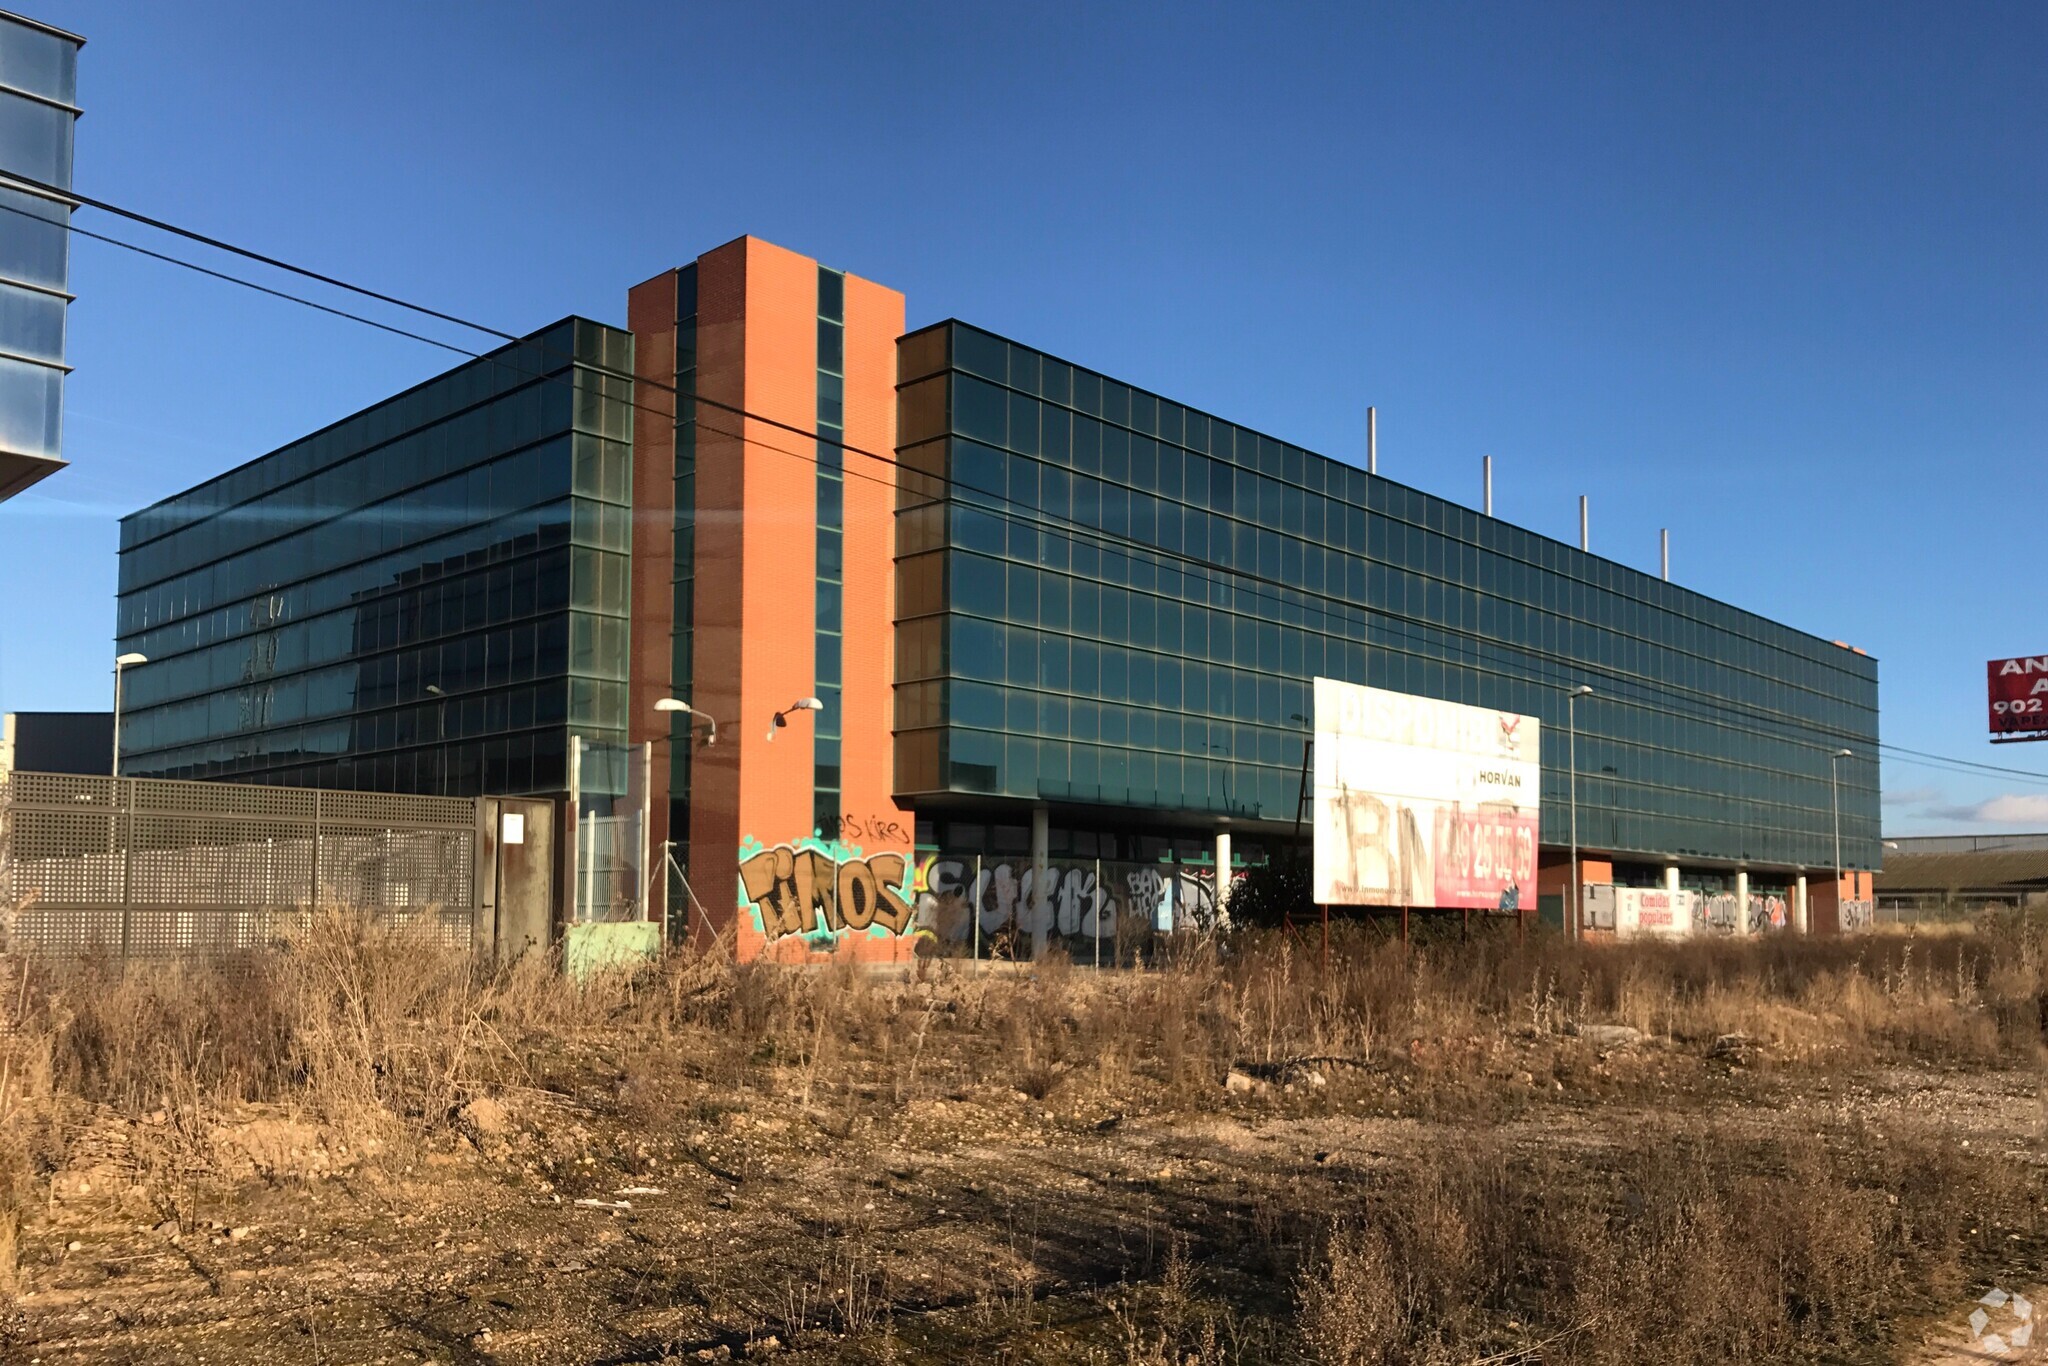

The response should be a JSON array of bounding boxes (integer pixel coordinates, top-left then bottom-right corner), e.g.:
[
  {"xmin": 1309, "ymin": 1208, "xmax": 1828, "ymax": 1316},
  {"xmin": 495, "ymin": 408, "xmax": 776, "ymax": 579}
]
[
  {"xmin": 1295, "ymin": 1123, "xmax": 2039, "ymax": 1365},
  {"xmin": 1, "ymin": 910, "xmax": 2045, "ymax": 1360}
]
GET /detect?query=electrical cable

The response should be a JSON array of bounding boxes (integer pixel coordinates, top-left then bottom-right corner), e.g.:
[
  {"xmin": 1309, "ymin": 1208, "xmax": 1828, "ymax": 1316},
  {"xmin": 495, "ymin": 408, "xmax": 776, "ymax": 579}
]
[{"xmin": 33, "ymin": 174, "xmax": 2010, "ymax": 797}]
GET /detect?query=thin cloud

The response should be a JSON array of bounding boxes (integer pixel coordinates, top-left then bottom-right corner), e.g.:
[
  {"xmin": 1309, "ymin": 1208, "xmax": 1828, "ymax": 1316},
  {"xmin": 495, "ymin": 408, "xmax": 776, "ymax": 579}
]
[
  {"xmin": 1883, "ymin": 785, "xmax": 1944, "ymax": 808},
  {"xmin": 1926, "ymin": 793, "xmax": 2048, "ymax": 826}
]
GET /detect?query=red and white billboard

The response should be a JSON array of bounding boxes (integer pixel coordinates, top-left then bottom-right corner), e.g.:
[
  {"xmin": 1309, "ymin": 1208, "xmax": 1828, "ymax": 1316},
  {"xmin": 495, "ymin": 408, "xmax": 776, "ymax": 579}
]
[
  {"xmin": 1312, "ymin": 678, "xmax": 1541, "ymax": 909},
  {"xmin": 1988, "ymin": 655, "xmax": 2048, "ymax": 735}
]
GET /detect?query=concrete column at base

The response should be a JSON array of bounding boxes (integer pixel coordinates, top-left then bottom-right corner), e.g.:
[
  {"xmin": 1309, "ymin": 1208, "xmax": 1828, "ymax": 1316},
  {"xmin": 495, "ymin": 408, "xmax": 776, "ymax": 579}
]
[
  {"xmin": 1736, "ymin": 869, "xmax": 1750, "ymax": 936},
  {"xmin": 1664, "ymin": 864, "xmax": 1680, "ymax": 893},
  {"xmin": 1214, "ymin": 827, "xmax": 1233, "ymax": 927},
  {"xmin": 1030, "ymin": 805, "xmax": 1050, "ymax": 959},
  {"xmin": 1794, "ymin": 874, "xmax": 1809, "ymax": 935}
]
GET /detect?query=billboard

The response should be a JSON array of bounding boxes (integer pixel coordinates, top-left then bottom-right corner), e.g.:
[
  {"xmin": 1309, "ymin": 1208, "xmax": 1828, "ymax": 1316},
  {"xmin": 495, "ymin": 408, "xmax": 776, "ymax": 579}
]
[
  {"xmin": 1312, "ymin": 678, "xmax": 1541, "ymax": 908},
  {"xmin": 1988, "ymin": 655, "xmax": 2048, "ymax": 736}
]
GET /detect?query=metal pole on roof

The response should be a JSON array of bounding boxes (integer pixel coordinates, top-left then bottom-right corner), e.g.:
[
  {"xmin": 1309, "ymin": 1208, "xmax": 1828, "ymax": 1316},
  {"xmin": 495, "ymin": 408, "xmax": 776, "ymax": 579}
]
[
  {"xmin": 1367, "ymin": 406, "xmax": 1377, "ymax": 475},
  {"xmin": 1661, "ymin": 528, "xmax": 1670, "ymax": 581},
  {"xmin": 1483, "ymin": 456, "xmax": 1493, "ymax": 516},
  {"xmin": 1579, "ymin": 495, "xmax": 1589, "ymax": 552}
]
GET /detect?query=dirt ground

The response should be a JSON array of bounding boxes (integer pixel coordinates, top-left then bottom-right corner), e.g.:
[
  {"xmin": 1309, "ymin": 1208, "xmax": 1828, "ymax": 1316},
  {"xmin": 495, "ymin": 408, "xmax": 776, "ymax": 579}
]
[{"xmin": 7, "ymin": 959, "xmax": 2045, "ymax": 1366}]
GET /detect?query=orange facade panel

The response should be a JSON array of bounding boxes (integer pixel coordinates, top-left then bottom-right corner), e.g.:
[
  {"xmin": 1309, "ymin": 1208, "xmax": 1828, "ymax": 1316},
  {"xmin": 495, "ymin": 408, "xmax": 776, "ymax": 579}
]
[
  {"xmin": 839, "ymin": 272, "xmax": 909, "ymax": 850},
  {"xmin": 638, "ymin": 237, "xmax": 910, "ymax": 961},
  {"xmin": 732, "ymin": 238, "xmax": 821, "ymax": 859}
]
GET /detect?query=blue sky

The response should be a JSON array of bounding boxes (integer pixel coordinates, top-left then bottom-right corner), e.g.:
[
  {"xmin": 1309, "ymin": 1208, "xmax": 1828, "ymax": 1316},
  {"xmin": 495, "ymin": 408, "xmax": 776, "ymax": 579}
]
[{"xmin": 3, "ymin": 2, "xmax": 2044, "ymax": 832}]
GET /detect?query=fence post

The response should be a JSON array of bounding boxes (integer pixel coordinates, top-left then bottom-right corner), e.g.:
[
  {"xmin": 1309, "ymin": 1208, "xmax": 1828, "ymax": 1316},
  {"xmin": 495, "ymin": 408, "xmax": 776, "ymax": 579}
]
[
  {"xmin": 1093, "ymin": 855, "xmax": 1102, "ymax": 971},
  {"xmin": 311, "ymin": 789, "xmax": 322, "ymax": 914},
  {"xmin": 119, "ymin": 778, "xmax": 133, "ymax": 962}
]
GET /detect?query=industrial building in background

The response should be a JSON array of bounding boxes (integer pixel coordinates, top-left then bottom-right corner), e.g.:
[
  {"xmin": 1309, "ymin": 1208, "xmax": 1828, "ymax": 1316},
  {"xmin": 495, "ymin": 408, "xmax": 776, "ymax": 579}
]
[
  {"xmin": 0, "ymin": 709, "xmax": 110, "ymax": 779},
  {"xmin": 111, "ymin": 234, "xmax": 1883, "ymax": 959},
  {"xmin": 1876, "ymin": 833, "xmax": 2048, "ymax": 920},
  {"xmin": 0, "ymin": 8, "xmax": 82, "ymax": 499}
]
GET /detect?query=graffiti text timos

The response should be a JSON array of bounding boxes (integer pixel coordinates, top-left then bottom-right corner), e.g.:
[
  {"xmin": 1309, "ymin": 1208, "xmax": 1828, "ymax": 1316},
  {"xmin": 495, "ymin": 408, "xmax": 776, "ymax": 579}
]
[{"xmin": 739, "ymin": 843, "xmax": 916, "ymax": 941}]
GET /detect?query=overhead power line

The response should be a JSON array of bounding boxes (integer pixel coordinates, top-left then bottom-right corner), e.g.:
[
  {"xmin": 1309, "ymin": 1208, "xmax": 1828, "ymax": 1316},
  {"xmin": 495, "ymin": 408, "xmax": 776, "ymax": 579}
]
[{"xmin": 31, "ymin": 172, "xmax": 2029, "ymax": 792}]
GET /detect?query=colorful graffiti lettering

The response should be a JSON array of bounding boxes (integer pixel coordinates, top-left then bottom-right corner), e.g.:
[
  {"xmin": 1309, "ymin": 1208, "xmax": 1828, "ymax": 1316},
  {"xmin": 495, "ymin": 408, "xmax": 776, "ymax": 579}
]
[
  {"xmin": 736, "ymin": 835, "xmax": 915, "ymax": 943},
  {"xmin": 1694, "ymin": 892, "xmax": 1741, "ymax": 935},
  {"xmin": 1747, "ymin": 894, "xmax": 1789, "ymax": 934}
]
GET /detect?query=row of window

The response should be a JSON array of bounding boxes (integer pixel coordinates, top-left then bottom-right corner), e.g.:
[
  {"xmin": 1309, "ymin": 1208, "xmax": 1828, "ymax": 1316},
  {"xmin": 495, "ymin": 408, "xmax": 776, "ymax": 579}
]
[
  {"xmin": 117, "ymin": 430, "xmax": 632, "ymax": 640},
  {"xmin": 123, "ymin": 321, "xmax": 630, "ymax": 551},
  {"xmin": 897, "ymin": 654, "xmax": 1871, "ymax": 813},
  {"xmin": 118, "ymin": 618, "xmax": 628, "ymax": 757},
  {"xmin": 919, "ymin": 427, "xmax": 1871, "ymax": 712},
  {"xmin": 900, "ymin": 548, "xmax": 1874, "ymax": 751},
  {"xmin": 121, "ymin": 424, "xmax": 630, "ymax": 622},
  {"xmin": 129, "ymin": 725, "xmax": 613, "ymax": 800},
  {"xmin": 815, "ymin": 266, "xmax": 847, "ymax": 834},
  {"xmin": 119, "ymin": 542, "xmax": 604, "ymax": 713},
  {"xmin": 905, "ymin": 321, "xmax": 1877, "ymax": 681}
]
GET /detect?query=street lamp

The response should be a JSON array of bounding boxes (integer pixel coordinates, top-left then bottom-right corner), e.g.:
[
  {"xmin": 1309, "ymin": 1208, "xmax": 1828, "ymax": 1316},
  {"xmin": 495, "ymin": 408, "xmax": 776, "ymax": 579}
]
[
  {"xmin": 1567, "ymin": 685, "xmax": 1593, "ymax": 941},
  {"xmin": 1831, "ymin": 748, "xmax": 1852, "ymax": 916},
  {"xmin": 111, "ymin": 652, "xmax": 147, "ymax": 777},
  {"xmin": 654, "ymin": 697, "xmax": 715, "ymax": 746},
  {"xmin": 766, "ymin": 696, "xmax": 823, "ymax": 742}
]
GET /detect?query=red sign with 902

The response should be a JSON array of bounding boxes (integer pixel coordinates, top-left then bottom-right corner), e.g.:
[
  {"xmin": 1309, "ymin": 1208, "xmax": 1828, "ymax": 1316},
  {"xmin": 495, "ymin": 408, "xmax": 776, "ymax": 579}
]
[{"xmin": 1988, "ymin": 656, "xmax": 2048, "ymax": 734}]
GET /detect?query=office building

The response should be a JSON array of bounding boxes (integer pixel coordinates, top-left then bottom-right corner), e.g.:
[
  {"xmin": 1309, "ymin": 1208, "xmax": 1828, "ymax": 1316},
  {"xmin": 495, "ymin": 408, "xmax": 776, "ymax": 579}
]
[
  {"xmin": 0, "ymin": 8, "xmax": 81, "ymax": 499},
  {"xmin": 116, "ymin": 235, "xmax": 1881, "ymax": 955},
  {"xmin": 0, "ymin": 709, "xmax": 110, "ymax": 779},
  {"xmin": 115, "ymin": 319, "xmax": 635, "ymax": 797}
]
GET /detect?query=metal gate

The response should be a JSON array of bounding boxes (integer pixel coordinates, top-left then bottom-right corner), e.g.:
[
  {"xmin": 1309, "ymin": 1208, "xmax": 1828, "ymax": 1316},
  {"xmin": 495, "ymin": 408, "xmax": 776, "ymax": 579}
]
[{"xmin": 0, "ymin": 771, "xmax": 481, "ymax": 958}]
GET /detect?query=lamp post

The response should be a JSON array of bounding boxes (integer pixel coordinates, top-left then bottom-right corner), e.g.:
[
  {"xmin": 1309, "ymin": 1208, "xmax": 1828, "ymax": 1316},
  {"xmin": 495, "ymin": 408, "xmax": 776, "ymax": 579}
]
[
  {"xmin": 650, "ymin": 699, "xmax": 719, "ymax": 940},
  {"xmin": 111, "ymin": 652, "xmax": 147, "ymax": 776},
  {"xmin": 425, "ymin": 684, "xmax": 447, "ymax": 740},
  {"xmin": 766, "ymin": 696, "xmax": 823, "ymax": 742},
  {"xmin": 654, "ymin": 696, "xmax": 716, "ymax": 746},
  {"xmin": 1831, "ymin": 748, "xmax": 1852, "ymax": 918},
  {"xmin": 1567, "ymin": 685, "xmax": 1593, "ymax": 941}
]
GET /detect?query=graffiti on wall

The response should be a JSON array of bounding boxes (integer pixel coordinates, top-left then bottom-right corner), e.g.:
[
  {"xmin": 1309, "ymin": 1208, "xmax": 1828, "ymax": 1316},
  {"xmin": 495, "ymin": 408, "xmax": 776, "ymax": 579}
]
[
  {"xmin": 736, "ymin": 835, "xmax": 916, "ymax": 944},
  {"xmin": 910, "ymin": 856, "xmax": 1231, "ymax": 949},
  {"xmin": 1839, "ymin": 899, "xmax": 1874, "ymax": 935},
  {"xmin": 1694, "ymin": 893, "xmax": 1740, "ymax": 936},
  {"xmin": 1610, "ymin": 886, "xmax": 1788, "ymax": 940},
  {"xmin": 829, "ymin": 812, "xmax": 913, "ymax": 848},
  {"xmin": 1692, "ymin": 892, "xmax": 1790, "ymax": 936}
]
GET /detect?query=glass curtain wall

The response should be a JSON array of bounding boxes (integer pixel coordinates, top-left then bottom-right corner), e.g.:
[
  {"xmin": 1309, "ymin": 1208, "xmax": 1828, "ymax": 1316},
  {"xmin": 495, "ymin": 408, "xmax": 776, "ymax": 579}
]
[
  {"xmin": 894, "ymin": 321, "xmax": 1881, "ymax": 872},
  {"xmin": 115, "ymin": 319, "xmax": 636, "ymax": 796},
  {"xmin": 0, "ymin": 12, "xmax": 83, "ymax": 492}
]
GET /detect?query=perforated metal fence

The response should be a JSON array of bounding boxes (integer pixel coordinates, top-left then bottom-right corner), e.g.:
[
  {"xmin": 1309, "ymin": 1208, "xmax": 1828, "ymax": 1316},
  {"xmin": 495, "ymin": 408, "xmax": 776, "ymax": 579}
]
[{"xmin": 0, "ymin": 771, "xmax": 480, "ymax": 958}]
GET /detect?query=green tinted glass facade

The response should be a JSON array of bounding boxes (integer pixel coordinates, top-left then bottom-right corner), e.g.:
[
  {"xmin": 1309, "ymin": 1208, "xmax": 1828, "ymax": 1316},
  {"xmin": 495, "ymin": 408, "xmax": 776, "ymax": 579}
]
[
  {"xmin": 115, "ymin": 319, "xmax": 635, "ymax": 796},
  {"xmin": 895, "ymin": 321, "xmax": 1880, "ymax": 873}
]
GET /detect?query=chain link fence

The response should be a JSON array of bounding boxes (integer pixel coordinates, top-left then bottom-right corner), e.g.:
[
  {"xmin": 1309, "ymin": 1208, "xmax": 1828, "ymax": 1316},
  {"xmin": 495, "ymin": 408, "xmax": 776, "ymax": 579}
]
[{"xmin": 0, "ymin": 771, "xmax": 480, "ymax": 959}]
